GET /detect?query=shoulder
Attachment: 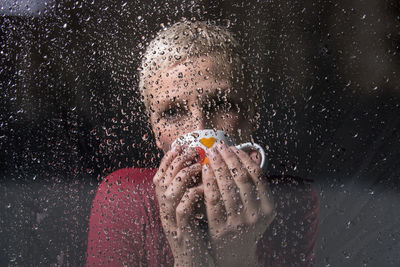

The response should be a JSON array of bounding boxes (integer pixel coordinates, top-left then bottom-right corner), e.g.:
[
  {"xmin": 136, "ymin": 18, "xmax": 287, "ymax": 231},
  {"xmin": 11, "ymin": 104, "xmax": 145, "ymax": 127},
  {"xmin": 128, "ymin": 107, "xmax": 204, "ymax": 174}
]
[
  {"xmin": 103, "ymin": 167, "xmax": 158, "ymax": 185},
  {"xmin": 92, "ymin": 167, "xmax": 158, "ymax": 213},
  {"xmin": 98, "ymin": 167, "xmax": 157, "ymax": 194},
  {"xmin": 87, "ymin": 167, "xmax": 159, "ymax": 265}
]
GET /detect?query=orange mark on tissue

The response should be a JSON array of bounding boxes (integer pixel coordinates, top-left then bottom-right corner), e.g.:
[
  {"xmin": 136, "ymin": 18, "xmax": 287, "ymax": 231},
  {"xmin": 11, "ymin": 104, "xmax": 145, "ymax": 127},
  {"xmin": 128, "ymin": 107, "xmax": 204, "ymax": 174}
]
[
  {"xmin": 202, "ymin": 157, "xmax": 210, "ymax": 166},
  {"xmin": 200, "ymin": 137, "xmax": 216, "ymax": 148}
]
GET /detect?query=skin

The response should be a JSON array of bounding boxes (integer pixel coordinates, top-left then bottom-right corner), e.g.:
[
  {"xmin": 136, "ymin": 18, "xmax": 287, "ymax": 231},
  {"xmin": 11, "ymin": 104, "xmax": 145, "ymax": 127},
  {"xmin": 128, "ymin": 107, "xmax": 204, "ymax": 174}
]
[
  {"xmin": 147, "ymin": 54, "xmax": 253, "ymax": 150},
  {"xmin": 147, "ymin": 55, "xmax": 276, "ymax": 266}
]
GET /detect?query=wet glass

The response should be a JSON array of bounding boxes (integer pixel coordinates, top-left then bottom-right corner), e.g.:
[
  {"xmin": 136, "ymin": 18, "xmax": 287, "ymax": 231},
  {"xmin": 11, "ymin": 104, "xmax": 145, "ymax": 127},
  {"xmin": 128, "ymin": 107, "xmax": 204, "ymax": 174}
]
[{"xmin": 1, "ymin": 0, "xmax": 399, "ymax": 266}]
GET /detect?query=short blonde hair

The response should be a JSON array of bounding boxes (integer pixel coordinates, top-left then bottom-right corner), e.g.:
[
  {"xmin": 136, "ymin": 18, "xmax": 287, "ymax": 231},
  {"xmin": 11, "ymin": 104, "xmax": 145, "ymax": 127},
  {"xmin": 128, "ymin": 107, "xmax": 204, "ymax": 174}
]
[{"xmin": 138, "ymin": 20, "xmax": 247, "ymax": 110}]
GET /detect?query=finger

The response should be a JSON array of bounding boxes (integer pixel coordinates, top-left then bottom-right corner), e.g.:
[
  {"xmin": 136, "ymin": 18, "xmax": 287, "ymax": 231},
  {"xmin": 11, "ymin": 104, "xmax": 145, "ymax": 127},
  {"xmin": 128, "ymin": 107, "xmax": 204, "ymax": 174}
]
[
  {"xmin": 233, "ymin": 147, "xmax": 274, "ymax": 215},
  {"xmin": 176, "ymin": 185, "xmax": 204, "ymax": 229},
  {"xmin": 163, "ymin": 163, "xmax": 202, "ymax": 214},
  {"xmin": 218, "ymin": 145, "xmax": 259, "ymax": 214},
  {"xmin": 202, "ymin": 163, "xmax": 226, "ymax": 229},
  {"xmin": 162, "ymin": 147, "xmax": 199, "ymax": 189},
  {"xmin": 153, "ymin": 145, "xmax": 181, "ymax": 186},
  {"xmin": 249, "ymin": 150, "xmax": 262, "ymax": 166},
  {"xmin": 207, "ymin": 144, "xmax": 242, "ymax": 218}
]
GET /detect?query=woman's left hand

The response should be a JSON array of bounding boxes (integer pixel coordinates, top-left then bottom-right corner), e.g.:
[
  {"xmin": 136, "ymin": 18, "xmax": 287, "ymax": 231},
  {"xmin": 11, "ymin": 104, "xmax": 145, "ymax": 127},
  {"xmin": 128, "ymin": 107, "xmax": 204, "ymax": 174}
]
[{"xmin": 202, "ymin": 143, "xmax": 276, "ymax": 267}]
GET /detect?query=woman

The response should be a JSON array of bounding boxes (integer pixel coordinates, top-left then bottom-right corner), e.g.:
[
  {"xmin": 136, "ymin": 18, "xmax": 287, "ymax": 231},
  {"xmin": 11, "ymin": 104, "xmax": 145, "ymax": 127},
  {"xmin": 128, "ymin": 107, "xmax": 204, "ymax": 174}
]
[{"xmin": 87, "ymin": 20, "xmax": 319, "ymax": 266}]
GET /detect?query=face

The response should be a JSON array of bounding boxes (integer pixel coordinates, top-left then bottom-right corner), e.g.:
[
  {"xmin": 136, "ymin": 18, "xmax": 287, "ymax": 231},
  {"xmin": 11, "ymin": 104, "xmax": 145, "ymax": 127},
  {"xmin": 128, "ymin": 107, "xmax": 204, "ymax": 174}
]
[{"xmin": 146, "ymin": 55, "xmax": 254, "ymax": 152}]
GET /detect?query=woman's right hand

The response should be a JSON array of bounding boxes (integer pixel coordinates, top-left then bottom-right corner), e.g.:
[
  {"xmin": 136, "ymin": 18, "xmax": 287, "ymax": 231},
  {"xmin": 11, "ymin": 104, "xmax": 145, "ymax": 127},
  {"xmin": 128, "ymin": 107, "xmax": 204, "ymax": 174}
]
[{"xmin": 153, "ymin": 145, "xmax": 212, "ymax": 266}]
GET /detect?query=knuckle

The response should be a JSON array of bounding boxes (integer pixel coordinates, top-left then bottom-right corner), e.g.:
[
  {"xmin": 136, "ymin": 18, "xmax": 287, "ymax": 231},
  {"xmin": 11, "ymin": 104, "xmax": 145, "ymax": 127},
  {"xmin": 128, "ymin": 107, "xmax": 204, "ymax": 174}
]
[
  {"xmin": 175, "ymin": 169, "xmax": 188, "ymax": 181},
  {"xmin": 164, "ymin": 191, "xmax": 175, "ymax": 203},
  {"xmin": 206, "ymin": 192, "xmax": 221, "ymax": 206},
  {"xmin": 154, "ymin": 175, "xmax": 167, "ymax": 188},
  {"xmin": 230, "ymin": 146, "xmax": 238, "ymax": 152},
  {"xmin": 177, "ymin": 154, "xmax": 185, "ymax": 162},
  {"xmin": 176, "ymin": 205, "xmax": 187, "ymax": 218},
  {"xmin": 160, "ymin": 152, "xmax": 174, "ymax": 166},
  {"xmin": 235, "ymin": 172, "xmax": 251, "ymax": 184},
  {"xmin": 163, "ymin": 151, "xmax": 173, "ymax": 160},
  {"xmin": 246, "ymin": 212, "xmax": 259, "ymax": 225},
  {"xmin": 226, "ymin": 210, "xmax": 240, "ymax": 222},
  {"xmin": 227, "ymin": 219, "xmax": 245, "ymax": 231},
  {"xmin": 153, "ymin": 174, "xmax": 160, "ymax": 185},
  {"xmin": 236, "ymin": 148, "xmax": 248, "ymax": 158},
  {"xmin": 180, "ymin": 164, "xmax": 200, "ymax": 178},
  {"xmin": 261, "ymin": 203, "xmax": 275, "ymax": 217},
  {"xmin": 224, "ymin": 151, "xmax": 237, "ymax": 162}
]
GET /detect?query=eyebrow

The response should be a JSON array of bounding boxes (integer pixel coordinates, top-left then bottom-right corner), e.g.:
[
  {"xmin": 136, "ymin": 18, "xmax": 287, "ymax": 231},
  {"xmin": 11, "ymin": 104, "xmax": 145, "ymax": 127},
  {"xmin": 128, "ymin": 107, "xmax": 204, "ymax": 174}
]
[
  {"xmin": 201, "ymin": 85, "xmax": 242, "ymax": 103},
  {"xmin": 154, "ymin": 83, "xmax": 240, "ymax": 115}
]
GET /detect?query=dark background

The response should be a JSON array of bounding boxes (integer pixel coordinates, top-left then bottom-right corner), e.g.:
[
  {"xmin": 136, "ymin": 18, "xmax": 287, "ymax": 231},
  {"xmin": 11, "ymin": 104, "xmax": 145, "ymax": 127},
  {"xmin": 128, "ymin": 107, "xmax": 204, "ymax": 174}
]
[{"xmin": 1, "ymin": 0, "xmax": 399, "ymax": 265}]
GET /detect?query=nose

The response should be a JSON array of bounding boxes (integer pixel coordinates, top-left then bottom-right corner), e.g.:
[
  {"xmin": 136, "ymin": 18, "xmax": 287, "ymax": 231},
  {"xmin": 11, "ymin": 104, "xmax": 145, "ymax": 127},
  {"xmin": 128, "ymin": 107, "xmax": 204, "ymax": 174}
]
[{"xmin": 191, "ymin": 107, "xmax": 212, "ymax": 131}]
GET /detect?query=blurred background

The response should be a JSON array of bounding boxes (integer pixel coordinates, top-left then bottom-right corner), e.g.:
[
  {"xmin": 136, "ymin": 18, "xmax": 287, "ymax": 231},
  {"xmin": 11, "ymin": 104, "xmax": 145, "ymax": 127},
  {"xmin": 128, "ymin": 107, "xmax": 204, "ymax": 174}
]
[{"xmin": 0, "ymin": 0, "xmax": 399, "ymax": 265}]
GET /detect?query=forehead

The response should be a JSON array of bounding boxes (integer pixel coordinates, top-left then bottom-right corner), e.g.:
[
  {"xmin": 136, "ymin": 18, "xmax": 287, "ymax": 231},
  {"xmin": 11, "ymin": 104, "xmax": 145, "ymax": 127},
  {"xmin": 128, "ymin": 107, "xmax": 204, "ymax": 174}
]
[{"xmin": 146, "ymin": 55, "xmax": 237, "ymax": 104}]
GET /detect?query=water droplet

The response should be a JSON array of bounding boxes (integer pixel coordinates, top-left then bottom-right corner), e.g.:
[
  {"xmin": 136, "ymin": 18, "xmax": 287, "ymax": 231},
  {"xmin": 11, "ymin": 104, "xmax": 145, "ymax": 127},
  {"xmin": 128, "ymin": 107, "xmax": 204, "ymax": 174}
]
[
  {"xmin": 343, "ymin": 251, "xmax": 351, "ymax": 259},
  {"xmin": 195, "ymin": 213, "xmax": 204, "ymax": 219},
  {"xmin": 232, "ymin": 168, "xmax": 238, "ymax": 176},
  {"xmin": 171, "ymin": 231, "xmax": 178, "ymax": 239}
]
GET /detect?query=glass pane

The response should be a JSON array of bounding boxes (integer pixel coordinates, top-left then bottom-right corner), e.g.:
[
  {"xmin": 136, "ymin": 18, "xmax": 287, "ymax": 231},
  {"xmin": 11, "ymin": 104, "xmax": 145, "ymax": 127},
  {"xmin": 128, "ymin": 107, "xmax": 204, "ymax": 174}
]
[{"xmin": 1, "ymin": 0, "xmax": 399, "ymax": 266}]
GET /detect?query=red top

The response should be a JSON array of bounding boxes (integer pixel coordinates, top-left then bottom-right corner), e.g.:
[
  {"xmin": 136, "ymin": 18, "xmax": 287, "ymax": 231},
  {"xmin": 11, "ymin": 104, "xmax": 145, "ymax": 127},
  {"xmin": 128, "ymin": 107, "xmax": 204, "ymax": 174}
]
[{"xmin": 87, "ymin": 168, "xmax": 319, "ymax": 266}]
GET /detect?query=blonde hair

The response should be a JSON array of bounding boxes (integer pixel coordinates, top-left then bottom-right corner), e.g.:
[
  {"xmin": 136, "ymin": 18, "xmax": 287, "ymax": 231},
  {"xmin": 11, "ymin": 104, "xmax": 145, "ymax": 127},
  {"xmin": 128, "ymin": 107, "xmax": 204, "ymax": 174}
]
[{"xmin": 138, "ymin": 20, "xmax": 247, "ymax": 110}]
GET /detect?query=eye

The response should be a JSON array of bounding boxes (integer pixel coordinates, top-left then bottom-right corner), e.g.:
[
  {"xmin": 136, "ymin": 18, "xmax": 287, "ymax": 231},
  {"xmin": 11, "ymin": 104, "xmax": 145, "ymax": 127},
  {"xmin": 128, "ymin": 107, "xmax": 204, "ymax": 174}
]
[
  {"xmin": 161, "ymin": 106, "xmax": 186, "ymax": 120},
  {"xmin": 163, "ymin": 107, "xmax": 178, "ymax": 118},
  {"xmin": 217, "ymin": 100, "xmax": 232, "ymax": 111},
  {"xmin": 211, "ymin": 98, "xmax": 237, "ymax": 113}
]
